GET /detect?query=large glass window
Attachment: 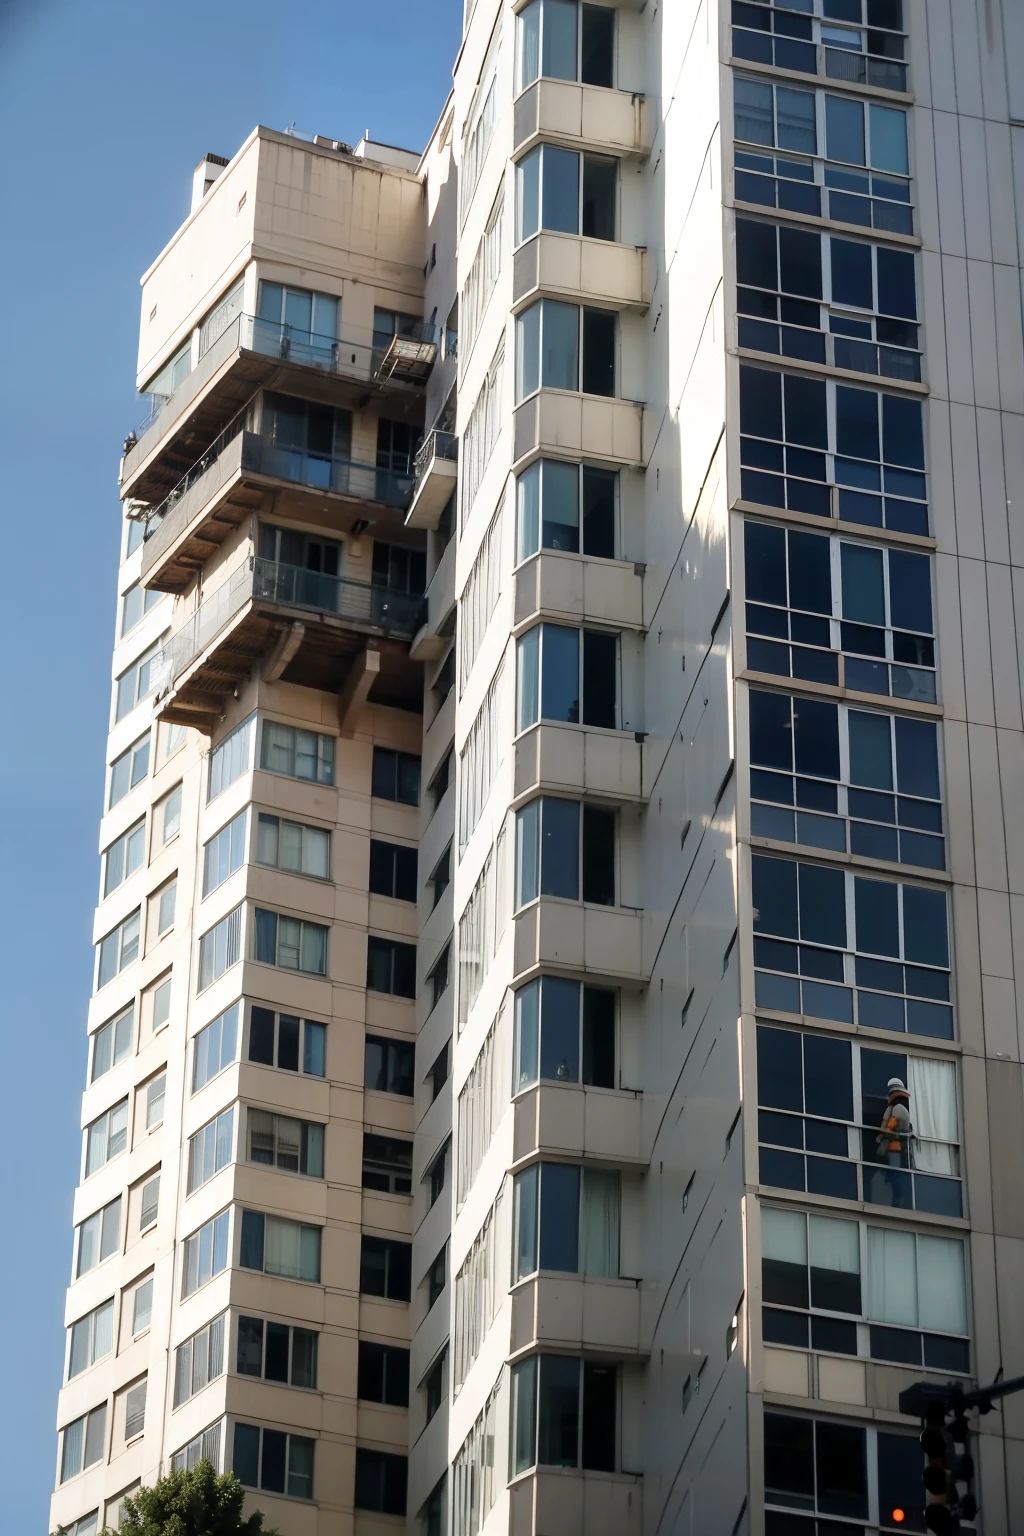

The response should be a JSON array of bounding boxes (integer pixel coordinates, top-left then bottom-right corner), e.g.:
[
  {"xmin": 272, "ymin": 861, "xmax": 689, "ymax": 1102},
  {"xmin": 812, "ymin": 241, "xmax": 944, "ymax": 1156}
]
[
  {"xmin": 59, "ymin": 1404, "xmax": 107, "ymax": 1483},
  {"xmin": 744, "ymin": 519, "xmax": 934, "ymax": 702},
  {"xmin": 96, "ymin": 910, "xmax": 140, "ymax": 989},
  {"xmin": 203, "ymin": 810, "xmax": 248, "ymax": 896},
  {"xmin": 237, "ymin": 1315, "xmax": 318, "ymax": 1389},
  {"xmin": 517, "ymin": 0, "xmax": 615, "ymax": 91},
  {"xmin": 362, "ymin": 1133, "xmax": 413, "ymax": 1194},
  {"xmin": 366, "ymin": 936, "xmax": 416, "ymax": 997},
  {"xmin": 108, "ymin": 732, "xmax": 150, "ymax": 808},
  {"xmin": 360, "ymin": 1236, "xmax": 412, "ymax": 1300},
  {"xmin": 120, "ymin": 580, "xmax": 162, "ymax": 637},
  {"xmin": 247, "ymin": 1109, "xmax": 324, "ymax": 1178},
  {"xmin": 516, "ymin": 797, "xmax": 616, "ymax": 907},
  {"xmin": 260, "ymin": 720, "xmax": 335, "ymax": 784},
  {"xmin": 197, "ymin": 905, "xmax": 242, "ymax": 991},
  {"xmin": 191, "ymin": 1003, "xmax": 239, "ymax": 1091},
  {"xmin": 515, "ymin": 299, "xmax": 616, "ymax": 400},
  {"xmin": 364, "ymin": 1034, "xmax": 415, "ymax": 1095},
  {"xmin": 90, "ymin": 1005, "xmax": 134, "ymax": 1082},
  {"xmin": 514, "ymin": 976, "xmax": 615, "ymax": 1089},
  {"xmin": 515, "ymin": 145, "xmax": 617, "ymax": 243},
  {"xmin": 240, "ymin": 1210, "xmax": 321, "ymax": 1282},
  {"xmin": 517, "ymin": 623, "xmax": 618, "ymax": 731},
  {"xmin": 114, "ymin": 643, "xmax": 160, "ymax": 723},
  {"xmin": 765, "ymin": 1412, "xmax": 929, "ymax": 1533},
  {"xmin": 75, "ymin": 1197, "xmax": 121, "ymax": 1278},
  {"xmin": 761, "ymin": 1205, "xmax": 969, "ymax": 1371},
  {"xmin": 752, "ymin": 852, "xmax": 952, "ymax": 1036},
  {"xmin": 208, "ymin": 715, "xmax": 254, "ymax": 801},
  {"xmin": 517, "ymin": 459, "xmax": 617, "ymax": 560},
  {"xmin": 358, "ymin": 1341, "xmax": 410, "ymax": 1406},
  {"xmin": 511, "ymin": 1356, "xmax": 617, "ymax": 1474},
  {"xmin": 248, "ymin": 1006, "xmax": 326, "ymax": 1078},
  {"xmin": 256, "ymin": 813, "xmax": 330, "ymax": 879},
  {"xmin": 354, "ymin": 1449, "xmax": 408, "ymax": 1516},
  {"xmin": 233, "ymin": 1422, "xmax": 315, "ymax": 1501},
  {"xmin": 514, "ymin": 1163, "xmax": 620, "ymax": 1278},
  {"xmin": 181, "ymin": 1210, "xmax": 230, "ymax": 1297},
  {"xmin": 255, "ymin": 279, "xmax": 339, "ymax": 366},
  {"xmin": 173, "ymin": 1313, "xmax": 226, "ymax": 1407},
  {"xmin": 84, "ymin": 1100, "xmax": 128, "ymax": 1176},
  {"xmin": 748, "ymin": 688, "xmax": 944, "ymax": 869},
  {"xmin": 67, "ymin": 1299, "xmax": 114, "ymax": 1379},
  {"xmin": 757, "ymin": 1022, "xmax": 961, "ymax": 1215},
  {"xmin": 732, "ymin": 0, "xmax": 906, "ymax": 91},
  {"xmin": 187, "ymin": 1107, "xmax": 234, "ymax": 1194},
  {"xmin": 368, "ymin": 839, "xmax": 418, "ymax": 901},
  {"xmin": 372, "ymin": 746, "xmax": 421, "ymax": 804},
  {"xmin": 254, "ymin": 909, "xmax": 328, "ymax": 975},
  {"xmin": 737, "ymin": 215, "xmax": 919, "ymax": 381}
]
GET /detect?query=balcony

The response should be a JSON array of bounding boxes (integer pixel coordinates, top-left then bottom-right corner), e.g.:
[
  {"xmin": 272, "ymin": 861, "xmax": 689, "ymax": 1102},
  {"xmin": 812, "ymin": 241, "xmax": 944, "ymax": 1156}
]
[
  {"xmin": 513, "ymin": 1083, "xmax": 645, "ymax": 1167},
  {"xmin": 121, "ymin": 312, "xmax": 436, "ymax": 505},
  {"xmin": 514, "ymin": 724, "xmax": 647, "ymax": 804},
  {"xmin": 141, "ymin": 425, "xmax": 416, "ymax": 595},
  {"xmin": 514, "ymin": 233, "xmax": 649, "ymax": 314},
  {"xmin": 514, "ymin": 552, "xmax": 644, "ymax": 631},
  {"xmin": 513, "ymin": 390, "xmax": 644, "ymax": 469},
  {"xmin": 151, "ymin": 556, "xmax": 424, "ymax": 730},
  {"xmin": 511, "ymin": 1275, "xmax": 643, "ymax": 1358},
  {"xmin": 410, "ymin": 533, "xmax": 456, "ymax": 662},
  {"xmin": 510, "ymin": 1469, "xmax": 642, "ymax": 1536},
  {"xmin": 513, "ymin": 899, "xmax": 646, "ymax": 986},
  {"xmin": 513, "ymin": 80, "xmax": 651, "ymax": 160},
  {"xmin": 405, "ymin": 429, "xmax": 458, "ymax": 531}
]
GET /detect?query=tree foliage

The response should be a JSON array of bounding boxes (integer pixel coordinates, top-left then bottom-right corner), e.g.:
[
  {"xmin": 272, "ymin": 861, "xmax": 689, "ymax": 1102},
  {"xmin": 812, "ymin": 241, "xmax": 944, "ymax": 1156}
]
[{"xmin": 53, "ymin": 1462, "xmax": 278, "ymax": 1536}]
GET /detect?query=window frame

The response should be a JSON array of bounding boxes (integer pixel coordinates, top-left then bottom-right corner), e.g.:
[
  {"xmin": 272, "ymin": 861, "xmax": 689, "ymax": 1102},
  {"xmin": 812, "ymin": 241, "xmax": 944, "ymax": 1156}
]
[
  {"xmin": 114, "ymin": 641, "xmax": 161, "ymax": 724},
  {"xmin": 255, "ymin": 812, "xmax": 331, "ymax": 881},
  {"xmin": 364, "ymin": 1033, "xmax": 416, "ymax": 1096},
  {"xmin": 84, "ymin": 1098, "xmax": 129, "ymax": 1177},
  {"xmin": 208, "ymin": 715, "xmax": 255, "ymax": 802},
  {"xmin": 187, "ymin": 1106, "xmax": 235, "ymax": 1194},
  {"xmin": 232, "ymin": 1420, "xmax": 316, "ymax": 1502},
  {"xmin": 197, "ymin": 905, "xmax": 243, "ymax": 991},
  {"xmin": 236, "ymin": 1315, "xmax": 319, "ymax": 1390},
  {"xmin": 108, "ymin": 733, "xmax": 150, "ymax": 809},
  {"xmin": 180, "ymin": 1209, "xmax": 231, "ymax": 1299},
  {"xmin": 259, "ymin": 719, "xmax": 335, "ymax": 785},
  {"xmin": 516, "ymin": 0, "xmax": 617, "ymax": 93},
  {"xmin": 192, "ymin": 1002, "xmax": 240, "ymax": 1091},
  {"xmin": 515, "ymin": 458, "xmax": 618, "ymax": 562},
  {"xmin": 246, "ymin": 1003, "xmax": 326, "ymax": 1079},
  {"xmin": 516, "ymin": 621, "xmax": 620, "ymax": 732},
  {"xmin": 67, "ymin": 1298, "xmax": 115, "ymax": 1380},
  {"xmin": 90, "ymin": 1004, "xmax": 134, "ymax": 1083},
  {"xmin": 366, "ymin": 935, "xmax": 417, "ymax": 998},
  {"xmin": 515, "ymin": 796, "xmax": 618, "ymax": 909},
  {"xmin": 75, "ymin": 1197, "xmax": 121, "ymax": 1278},
  {"xmin": 96, "ymin": 909, "xmax": 141, "ymax": 989},
  {"xmin": 173, "ymin": 1311, "xmax": 227, "ymax": 1408},
  {"xmin": 253, "ymin": 907, "xmax": 329, "ymax": 976},
  {"xmin": 239, "ymin": 1209, "xmax": 322, "ymax": 1284},
  {"xmin": 515, "ymin": 298, "xmax": 617, "ymax": 402},
  {"xmin": 246, "ymin": 1107, "xmax": 325, "ymax": 1179},
  {"xmin": 514, "ymin": 142, "xmax": 619, "ymax": 245},
  {"xmin": 510, "ymin": 1354, "xmax": 619, "ymax": 1476},
  {"xmin": 101, "ymin": 817, "xmax": 146, "ymax": 899},
  {"xmin": 203, "ymin": 809, "xmax": 248, "ymax": 897}
]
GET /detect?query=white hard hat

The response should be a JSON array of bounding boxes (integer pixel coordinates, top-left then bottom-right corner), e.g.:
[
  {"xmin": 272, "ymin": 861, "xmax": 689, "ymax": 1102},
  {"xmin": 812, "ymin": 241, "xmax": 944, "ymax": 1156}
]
[{"xmin": 887, "ymin": 1077, "xmax": 907, "ymax": 1093}]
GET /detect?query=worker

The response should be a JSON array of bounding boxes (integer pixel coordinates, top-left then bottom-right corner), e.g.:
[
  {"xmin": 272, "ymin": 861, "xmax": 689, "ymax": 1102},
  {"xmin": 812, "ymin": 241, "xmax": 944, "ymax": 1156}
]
[{"xmin": 876, "ymin": 1077, "xmax": 913, "ymax": 1200}]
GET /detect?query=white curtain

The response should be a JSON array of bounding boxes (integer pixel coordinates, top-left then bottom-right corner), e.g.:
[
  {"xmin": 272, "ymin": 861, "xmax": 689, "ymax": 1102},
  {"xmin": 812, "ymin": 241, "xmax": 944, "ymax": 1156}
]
[
  {"xmin": 867, "ymin": 1226, "xmax": 918, "ymax": 1325},
  {"xmin": 762, "ymin": 1207, "xmax": 807, "ymax": 1265},
  {"xmin": 809, "ymin": 1214, "xmax": 860, "ymax": 1274},
  {"xmin": 907, "ymin": 1056, "xmax": 958, "ymax": 1175},
  {"xmin": 917, "ymin": 1234, "xmax": 967, "ymax": 1334},
  {"xmin": 266, "ymin": 1215, "xmax": 300, "ymax": 1278},
  {"xmin": 581, "ymin": 1171, "xmax": 620, "ymax": 1277}
]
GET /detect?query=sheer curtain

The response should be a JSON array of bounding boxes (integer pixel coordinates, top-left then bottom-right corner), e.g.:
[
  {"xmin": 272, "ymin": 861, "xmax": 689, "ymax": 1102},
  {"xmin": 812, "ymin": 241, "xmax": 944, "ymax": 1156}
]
[
  {"xmin": 867, "ymin": 1226, "xmax": 917, "ymax": 1325},
  {"xmin": 916, "ymin": 1234, "xmax": 967, "ymax": 1335},
  {"xmin": 808, "ymin": 1214, "xmax": 859, "ymax": 1276},
  {"xmin": 581, "ymin": 1171, "xmax": 620, "ymax": 1277},
  {"xmin": 907, "ymin": 1055, "xmax": 957, "ymax": 1175}
]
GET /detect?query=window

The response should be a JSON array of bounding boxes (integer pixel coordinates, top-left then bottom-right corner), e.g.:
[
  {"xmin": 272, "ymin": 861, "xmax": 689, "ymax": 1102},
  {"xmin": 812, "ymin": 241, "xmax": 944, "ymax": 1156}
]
[
  {"xmin": 96, "ymin": 910, "xmax": 140, "ymax": 988},
  {"xmin": 355, "ymin": 1448, "xmax": 408, "ymax": 1516},
  {"xmin": 363, "ymin": 1134, "xmax": 413, "ymax": 1194},
  {"xmin": 85, "ymin": 1099, "xmax": 128, "ymax": 1176},
  {"xmin": 181, "ymin": 1210, "xmax": 230, "ymax": 1297},
  {"xmin": 748, "ymin": 688, "xmax": 944, "ymax": 869},
  {"xmin": 458, "ymin": 506, "xmax": 503, "ymax": 697},
  {"xmin": 173, "ymin": 1313, "xmax": 226, "ymax": 1407},
  {"xmin": 237, "ymin": 1316, "xmax": 318, "ymax": 1389},
  {"xmin": 139, "ymin": 1176, "xmax": 160, "ymax": 1231},
  {"xmin": 132, "ymin": 1276, "xmax": 153, "ymax": 1334},
  {"xmin": 740, "ymin": 365, "xmax": 927, "ymax": 534},
  {"xmin": 514, "ymin": 1164, "xmax": 620, "ymax": 1279},
  {"xmin": 124, "ymin": 1378, "xmax": 147, "ymax": 1440},
  {"xmin": 120, "ymin": 581, "xmax": 161, "ymax": 637},
  {"xmin": 149, "ymin": 974, "xmax": 172, "ymax": 1032},
  {"xmin": 142, "ymin": 337, "xmax": 191, "ymax": 406},
  {"xmin": 208, "ymin": 715, "xmax": 254, "ymax": 801},
  {"xmin": 460, "ymin": 19, "xmax": 500, "ymax": 225},
  {"xmin": 431, "ymin": 1044, "xmax": 450, "ymax": 1101},
  {"xmin": 360, "ymin": 1236, "xmax": 412, "ymax": 1301},
  {"xmin": 66, "ymin": 1514, "xmax": 99, "ymax": 1536},
  {"xmin": 761, "ymin": 1205, "xmax": 969, "ymax": 1372},
  {"xmin": 145, "ymin": 1072, "xmax": 166, "ymax": 1129},
  {"xmin": 368, "ymin": 839, "xmax": 417, "ymax": 901},
  {"xmin": 736, "ymin": 216, "xmax": 919, "ymax": 382},
  {"xmin": 157, "ymin": 720, "xmax": 187, "ymax": 764},
  {"xmin": 457, "ymin": 1007, "xmax": 511, "ymax": 1202},
  {"xmin": 431, "ymin": 844, "xmax": 452, "ymax": 909},
  {"xmin": 248, "ymin": 1109, "xmax": 324, "ymax": 1178},
  {"xmin": 364, "ymin": 1034, "xmax": 415, "ymax": 1096},
  {"xmin": 260, "ymin": 721, "xmax": 334, "ymax": 784},
  {"xmin": 68, "ymin": 1299, "xmax": 114, "ymax": 1379},
  {"xmin": 514, "ymin": 977, "xmax": 615, "ymax": 1090},
  {"xmin": 517, "ymin": 0, "xmax": 615, "ymax": 91},
  {"xmin": 109, "ymin": 733, "xmax": 150, "ymax": 808},
  {"xmin": 453, "ymin": 1374, "xmax": 502, "ymax": 1536},
  {"xmin": 430, "ymin": 748, "xmax": 453, "ymax": 810},
  {"xmin": 154, "ymin": 878, "xmax": 177, "ymax": 936},
  {"xmin": 199, "ymin": 277, "xmax": 244, "ymax": 356},
  {"xmin": 515, "ymin": 299, "xmax": 616, "ymax": 400},
  {"xmin": 458, "ymin": 661, "xmax": 508, "ymax": 849},
  {"xmin": 256, "ymin": 279, "xmax": 338, "ymax": 346},
  {"xmin": 254, "ymin": 908, "xmax": 328, "ymax": 974},
  {"xmin": 757, "ymin": 1022, "xmax": 962, "ymax": 1216},
  {"xmin": 170, "ymin": 1421, "xmax": 223, "ymax": 1474},
  {"xmin": 375, "ymin": 425, "xmax": 423, "ymax": 482},
  {"xmin": 517, "ymin": 459, "xmax": 616, "ymax": 561},
  {"xmin": 366, "ymin": 936, "xmax": 416, "ymax": 997},
  {"xmin": 516, "ymin": 797, "xmax": 616, "ymax": 907},
  {"xmin": 427, "ymin": 1246, "xmax": 447, "ymax": 1310},
  {"xmin": 60, "ymin": 1404, "xmax": 107, "ymax": 1482},
  {"xmin": 256, "ymin": 813, "xmax": 330, "ymax": 879},
  {"xmin": 425, "ymin": 1355, "xmax": 445, "ymax": 1421},
  {"xmin": 233, "ymin": 1422, "xmax": 315, "ymax": 1501},
  {"xmin": 114, "ymin": 642, "xmax": 160, "ymax": 722},
  {"xmin": 511, "ymin": 1356, "xmax": 617, "ymax": 1474},
  {"xmin": 732, "ymin": 0, "xmax": 906, "ymax": 91},
  {"xmin": 752, "ymin": 852, "xmax": 953, "ymax": 1037},
  {"xmin": 203, "ymin": 811, "xmax": 247, "ymax": 895},
  {"xmin": 240, "ymin": 1210, "xmax": 321, "ymax": 1282},
  {"xmin": 460, "ymin": 340, "xmax": 504, "ymax": 527},
  {"xmin": 517, "ymin": 623, "xmax": 618, "ymax": 731},
  {"xmin": 102, "ymin": 819, "xmax": 145, "ymax": 898},
  {"xmin": 90, "ymin": 1005, "xmax": 133, "ymax": 1082},
  {"xmin": 76, "ymin": 1198, "xmax": 121, "ymax": 1277},
  {"xmin": 197, "ymin": 906, "xmax": 242, "ymax": 990},
  {"xmin": 734, "ymin": 76, "xmax": 912, "ymax": 235},
  {"xmin": 454, "ymin": 1195, "xmax": 503, "ymax": 1388},
  {"xmin": 372, "ymin": 746, "xmax": 421, "ymax": 804},
  {"xmin": 429, "ymin": 1145, "xmax": 448, "ymax": 1206},
  {"xmin": 126, "ymin": 514, "xmax": 145, "ymax": 556},
  {"xmin": 462, "ymin": 187, "xmax": 504, "ymax": 364},
  {"xmin": 516, "ymin": 145, "xmax": 617, "ymax": 243},
  {"xmin": 192, "ymin": 1003, "xmax": 239, "ymax": 1091},
  {"xmin": 187, "ymin": 1108, "xmax": 234, "ymax": 1193},
  {"xmin": 358, "ymin": 1341, "xmax": 410, "ymax": 1406},
  {"xmin": 744, "ymin": 520, "xmax": 934, "ymax": 702},
  {"xmin": 765, "ymin": 1412, "xmax": 928, "ymax": 1531},
  {"xmin": 247, "ymin": 1005, "xmax": 325, "ymax": 1077}
]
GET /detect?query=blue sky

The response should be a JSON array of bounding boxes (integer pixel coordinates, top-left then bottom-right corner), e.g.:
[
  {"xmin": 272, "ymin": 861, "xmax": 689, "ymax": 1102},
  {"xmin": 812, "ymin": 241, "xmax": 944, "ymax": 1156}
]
[{"xmin": 0, "ymin": 2, "xmax": 460, "ymax": 1525}]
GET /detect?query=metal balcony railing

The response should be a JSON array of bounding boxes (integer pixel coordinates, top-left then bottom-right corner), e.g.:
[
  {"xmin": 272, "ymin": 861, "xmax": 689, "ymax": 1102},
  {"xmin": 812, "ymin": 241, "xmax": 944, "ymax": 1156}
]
[
  {"xmin": 414, "ymin": 428, "xmax": 458, "ymax": 479},
  {"xmin": 153, "ymin": 558, "xmax": 425, "ymax": 695}
]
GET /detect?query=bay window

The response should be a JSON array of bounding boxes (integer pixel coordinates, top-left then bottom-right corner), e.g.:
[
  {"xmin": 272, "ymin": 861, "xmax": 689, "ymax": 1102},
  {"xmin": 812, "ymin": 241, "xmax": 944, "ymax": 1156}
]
[
  {"xmin": 75, "ymin": 1197, "xmax": 121, "ymax": 1278},
  {"xmin": 260, "ymin": 720, "xmax": 334, "ymax": 784},
  {"xmin": 247, "ymin": 1109, "xmax": 324, "ymax": 1178},
  {"xmin": 517, "ymin": 0, "xmax": 615, "ymax": 92},
  {"xmin": 173, "ymin": 1313, "xmax": 226, "ymax": 1407},
  {"xmin": 203, "ymin": 810, "xmax": 247, "ymax": 896},
  {"xmin": 240, "ymin": 1209, "xmax": 321, "ymax": 1283},
  {"xmin": 233, "ymin": 1422, "xmax": 314, "ymax": 1501},
  {"xmin": 517, "ymin": 458, "xmax": 617, "ymax": 560},
  {"xmin": 187, "ymin": 1107, "xmax": 234, "ymax": 1193},
  {"xmin": 511, "ymin": 1356, "xmax": 617, "ymax": 1475},
  {"xmin": 59, "ymin": 1404, "xmax": 107, "ymax": 1483},
  {"xmin": 514, "ymin": 975, "xmax": 615, "ymax": 1089},
  {"xmin": 248, "ymin": 1005, "xmax": 326, "ymax": 1078},
  {"xmin": 517, "ymin": 622, "xmax": 618, "ymax": 730},
  {"xmin": 514, "ymin": 1162, "xmax": 620, "ymax": 1279},
  {"xmin": 515, "ymin": 300, "xmax": 616, "ymax": 400},
  {"xmin": 516, "ymin": 144, "xmax": 617, "ymax": 243},
  {"xmin": 197, "ymin": 905, "xmax": 242, "ymax": 990},
  {"xmin": 181, "ymin": 1210, "xmax": 230, "ymax": 1297},
  {"xmin": 256, "ymin": 279, "xmax": 339, "ymax": 360},
  {"xmin": 191, "ymin": 1003, "xmax": 239, "ymax": 1091},
  {"xmin": 254, "ymin": 908, "xmax": 328, "ymax": 975},
  {"xmin": 516, "ymin": 797, "xmax": 616, "ymax": 907}
]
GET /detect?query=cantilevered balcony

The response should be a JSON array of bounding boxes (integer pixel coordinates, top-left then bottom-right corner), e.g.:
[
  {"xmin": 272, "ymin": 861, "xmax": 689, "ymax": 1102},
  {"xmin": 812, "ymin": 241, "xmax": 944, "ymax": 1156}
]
[
  {"xmin": 513, "ymin": 233, "xmax": 649, "ymax": 314},
  {"xmin": 121, "ymin": 312, "xmax": 437, "ymax": 505},
  {"xmin": 151, "ymin": 555, "xmax": 424, "ymax": 730},
  {"xmin": 404, "ymin": 429, "xmax": 458, "ymax": 530},
  {"xmin": 140, "ymin": 420, "xmax": 416, "ymax": 595},
  {"xmin": 513, "ymin": 79, "xmax": 652, "ymax": 160}
]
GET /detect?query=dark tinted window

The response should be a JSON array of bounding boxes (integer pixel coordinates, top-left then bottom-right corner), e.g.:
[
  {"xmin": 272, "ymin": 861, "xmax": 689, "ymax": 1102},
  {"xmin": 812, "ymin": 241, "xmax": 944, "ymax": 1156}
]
[{"xmin": 580, "ymin": 2, "xmax": 614, "ymax": 85}]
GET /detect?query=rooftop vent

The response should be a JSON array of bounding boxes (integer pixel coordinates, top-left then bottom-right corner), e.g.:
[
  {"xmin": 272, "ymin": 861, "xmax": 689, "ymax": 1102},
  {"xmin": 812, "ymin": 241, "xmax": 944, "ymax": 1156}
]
[{"xmin": 191, "ymin": 153, "xmax": 229, "ymax": 213}]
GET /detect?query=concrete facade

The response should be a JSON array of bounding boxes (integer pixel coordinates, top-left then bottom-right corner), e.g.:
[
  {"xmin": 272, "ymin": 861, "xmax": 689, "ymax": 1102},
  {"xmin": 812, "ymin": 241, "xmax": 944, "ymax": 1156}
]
[{"xmin": 52, "ymin": 4, "xmax": 1024, "ymax": 1535}]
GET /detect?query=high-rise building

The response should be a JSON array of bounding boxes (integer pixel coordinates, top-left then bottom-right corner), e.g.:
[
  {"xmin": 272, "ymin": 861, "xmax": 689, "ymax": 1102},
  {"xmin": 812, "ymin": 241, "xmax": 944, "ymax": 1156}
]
[{"xmin": 51, "ymin": 4, "xmax": 1024, "ymax": 1534}]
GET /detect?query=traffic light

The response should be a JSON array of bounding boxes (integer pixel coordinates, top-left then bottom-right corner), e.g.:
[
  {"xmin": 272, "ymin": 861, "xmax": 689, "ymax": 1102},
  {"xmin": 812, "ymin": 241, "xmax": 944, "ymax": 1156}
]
[{"xmin": 917, "ymin": 1395, "xmax": 978, "ymax": 1533}]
